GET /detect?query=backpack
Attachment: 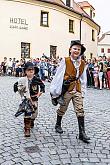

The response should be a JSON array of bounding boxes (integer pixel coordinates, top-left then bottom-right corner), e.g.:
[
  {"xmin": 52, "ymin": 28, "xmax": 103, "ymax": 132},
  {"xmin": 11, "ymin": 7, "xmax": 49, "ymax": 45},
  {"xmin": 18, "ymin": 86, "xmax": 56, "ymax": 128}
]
[{"xmin": 14, "ymin": 81, "xmax": 18, "ymax": 93}]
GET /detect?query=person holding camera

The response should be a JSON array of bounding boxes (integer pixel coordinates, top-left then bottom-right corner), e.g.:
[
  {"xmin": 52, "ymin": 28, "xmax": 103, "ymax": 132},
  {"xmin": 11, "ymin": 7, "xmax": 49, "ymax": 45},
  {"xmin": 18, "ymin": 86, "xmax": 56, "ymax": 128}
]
[{"xmin": 50, "ymin": 40, "xmax": 90, "ymax": 143}]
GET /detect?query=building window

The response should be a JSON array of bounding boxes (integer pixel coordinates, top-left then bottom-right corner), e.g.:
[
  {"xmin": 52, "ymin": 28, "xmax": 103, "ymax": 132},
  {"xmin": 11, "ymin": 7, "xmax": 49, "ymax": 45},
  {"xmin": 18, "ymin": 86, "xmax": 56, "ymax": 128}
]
[
  {"xmin": 92, "ymin": 29, "xmax": 95, "ymax": 41},
  {"xmin": 101, "ymin": 48, "xmax": 104, "ymax": 53},
  {"xmin": 21, "ymin": 42, "xmax": 30, "ymax": 59},
  {"xmin": 108, "ymin": 49, "xmax": 110, "ymax": 53},
  {"xmin": 50, "ymin": 45, "xmax": 57, "ymax": 59},
  {"xmin": 90, "ymin": 9, "xmax": 92, "ymax": 18},
  {"xmin": 41, "ymin": 11, "xmax": 49, "ymax": 27},
  {"xmin": 93, "ymin": 12, "xmax": 95, "ymax": 18},
  {"xmin": 66, "ymin": 0, "xmax": 70, "ymax": 7},
  {"xmin": 69, "ymin": 19, "xmax": 74, "ymax": 33}
]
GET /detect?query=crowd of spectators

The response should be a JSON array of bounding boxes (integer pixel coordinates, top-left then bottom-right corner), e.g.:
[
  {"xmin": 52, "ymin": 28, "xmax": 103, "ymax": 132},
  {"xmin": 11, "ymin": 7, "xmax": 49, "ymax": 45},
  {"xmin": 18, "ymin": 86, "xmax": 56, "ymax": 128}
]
[
  {"xmin": 0, "ymin": 56, "xmax": 61, "ymax": 82},
  {"xmin": 86, "ymin": 56, "xmax": 110, "ymax": 90},
  {"xmin": 0, "ymin": 55, "xmax": 110, "ymax": 90}
]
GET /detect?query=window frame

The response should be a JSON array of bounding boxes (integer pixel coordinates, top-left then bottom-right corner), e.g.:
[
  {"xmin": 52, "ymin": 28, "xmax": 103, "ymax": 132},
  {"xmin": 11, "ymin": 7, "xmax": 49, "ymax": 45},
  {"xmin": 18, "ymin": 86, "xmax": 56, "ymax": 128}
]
[
  {"xmin": 40, "ymin": 11, "xmax": 49, "ymax": 27},
  {"xmin": 101, "ymin": 48, "xmax": 104, "ymax": 53},
  {"xmin": 69, "ymin": 19, "xmax": 74, "ymax": 33},
  {"xmin": 108, "ymin": 48, "xmax": 110, "ymax": 53},
  {"xmin": 66, "ymin": 0, "xmax": 71, "ymax": 7},
  {"xmin": 92, "ymin": 29, "xmax": 95, "ymax": 41},
  {"xmin": 90, "ymin": 9, "xmax": 92, "ymax": 18}
]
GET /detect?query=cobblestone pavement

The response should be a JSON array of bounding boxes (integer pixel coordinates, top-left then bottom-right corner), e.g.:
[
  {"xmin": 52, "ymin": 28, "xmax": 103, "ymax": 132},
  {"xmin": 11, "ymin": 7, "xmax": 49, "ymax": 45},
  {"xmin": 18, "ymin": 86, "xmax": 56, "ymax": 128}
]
[{"xmin": 0, "ymin": 76, "xmax": 110, "ymax": 165}]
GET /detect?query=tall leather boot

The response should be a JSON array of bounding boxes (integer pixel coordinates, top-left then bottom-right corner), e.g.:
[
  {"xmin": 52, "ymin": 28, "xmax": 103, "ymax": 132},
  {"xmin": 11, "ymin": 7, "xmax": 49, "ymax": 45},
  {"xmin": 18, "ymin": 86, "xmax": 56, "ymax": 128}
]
[
  {"xmin": 55, "ymin": 115, "xmax": 63, "ymax": 134},
  {"xmin": 31, "ymin": 119, "xmax": 35, "ymax": 128},
  {"xmin": 24, "ymin": 117, "xmax": 31, "ymax": 137},
  {"xmin": 77, "ymin": 116, "xmax": 90, "ymax": 143}
]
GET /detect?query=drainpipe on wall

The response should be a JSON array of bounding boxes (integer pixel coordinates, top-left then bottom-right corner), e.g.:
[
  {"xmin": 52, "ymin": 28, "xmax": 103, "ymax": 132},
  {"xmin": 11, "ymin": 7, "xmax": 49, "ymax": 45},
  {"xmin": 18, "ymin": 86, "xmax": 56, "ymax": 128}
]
[{"xmin": 80, "ymin": 13, "xmax": 84, "ymax": 42}]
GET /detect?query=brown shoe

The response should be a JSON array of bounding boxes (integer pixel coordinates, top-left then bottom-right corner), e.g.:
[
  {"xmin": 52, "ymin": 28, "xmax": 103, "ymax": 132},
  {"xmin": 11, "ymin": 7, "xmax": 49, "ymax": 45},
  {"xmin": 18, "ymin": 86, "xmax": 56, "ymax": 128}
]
[{"xmin": 24, "ymin": 118, "xmax": 31, "ymax": 137}]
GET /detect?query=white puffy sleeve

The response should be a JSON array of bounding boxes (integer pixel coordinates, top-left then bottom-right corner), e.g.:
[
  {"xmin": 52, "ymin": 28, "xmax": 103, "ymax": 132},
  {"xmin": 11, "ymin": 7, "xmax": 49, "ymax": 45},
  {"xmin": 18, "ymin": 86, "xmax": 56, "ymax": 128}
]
[
  {"xmin": 50, "ymin": 58, "xmax": 66, "ymax": 97},
  {"xmin": 80, "ymin": 65, "xmax": 87, "ymax": 98},
  {"xmin": 18, "ymin": 77, "xmax": 30, "ymax": 99}
]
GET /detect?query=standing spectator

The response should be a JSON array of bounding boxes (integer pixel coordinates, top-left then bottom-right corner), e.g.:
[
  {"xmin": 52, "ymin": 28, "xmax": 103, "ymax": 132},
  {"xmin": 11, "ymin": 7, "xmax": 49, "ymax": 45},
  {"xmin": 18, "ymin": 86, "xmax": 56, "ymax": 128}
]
[
  {"xmin": 15, "ymin": 60, "xmax": 20, "ymax": 77},
  {"xmin": 86, "ymin": 59, "xmax": 94, "ymax": 87},
  {"xmin": 98, "ymin": 63, "xmax": 103, "ymax": 90},
  {"xmin": 89, "ymin": 58, "xmax": 94, "ymax": 87},
  {"xmin": 93, "ymin": 61, "xmax": 99, "ymax": 89},
  {"xmin": 7, "ymin": 58, "xmax": 13, "ymax": 76},
  {"xmin": 102, "ymin": 56, "xmax": 108, "ymax": 88},
  {"xmin": 39, "ymin": 58, "xmax": 45, "ymax": 81},
  {"xmin": 1, "ymin": 57, "xmax": 7, "ymax": 75},
  {"xmin": 20, "ymin": 59, "xmax": 25, "ymax": 77},
  {"xmin": 47, "ymin": 60, "xmax": 52, "ymax": 80},
  {"xmin": 98, "ymin": 56, "xmax": 103, "ymax": 90},
  {"xmin": 0, "ymin": 63, "xmax": 2, "ymax": 76},
  {"xmin": 12, "ymin": 58, "xmax": 16, "ymax": 76},
  {"xmin": 107, "ymin": 57, "xmax": 110, "ymax": 89}
]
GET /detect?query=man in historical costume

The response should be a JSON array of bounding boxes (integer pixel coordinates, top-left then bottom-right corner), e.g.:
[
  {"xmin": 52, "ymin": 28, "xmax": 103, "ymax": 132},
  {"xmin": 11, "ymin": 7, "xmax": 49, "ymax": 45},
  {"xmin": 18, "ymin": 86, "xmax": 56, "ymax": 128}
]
[{"xmin": 50, "ymin": 40, "xmax": 90, "ymax": 143}]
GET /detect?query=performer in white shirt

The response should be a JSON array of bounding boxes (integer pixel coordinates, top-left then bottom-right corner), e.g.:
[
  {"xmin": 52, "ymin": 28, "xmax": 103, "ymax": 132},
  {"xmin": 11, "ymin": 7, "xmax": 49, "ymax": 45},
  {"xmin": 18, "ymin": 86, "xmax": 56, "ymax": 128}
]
[{"xmin": 50, "ymin": 40, "xmax": 90, "ymax": 143}]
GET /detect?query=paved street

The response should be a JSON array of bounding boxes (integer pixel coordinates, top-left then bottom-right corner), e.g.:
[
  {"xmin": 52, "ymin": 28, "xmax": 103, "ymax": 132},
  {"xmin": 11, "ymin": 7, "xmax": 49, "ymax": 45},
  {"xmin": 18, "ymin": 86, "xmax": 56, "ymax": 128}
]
[{"xmin": 0, "ymin": 76, "xmax": 110, "ymax": 165}]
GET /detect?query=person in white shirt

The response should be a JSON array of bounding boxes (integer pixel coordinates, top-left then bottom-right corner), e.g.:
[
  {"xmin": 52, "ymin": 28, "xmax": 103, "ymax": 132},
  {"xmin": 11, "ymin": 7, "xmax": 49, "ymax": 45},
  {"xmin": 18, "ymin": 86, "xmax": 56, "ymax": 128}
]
[
  {"xmin": 7, "ymin": 58, "xmax": 13, "ymax": 75},
  {"xmin": 50, "ymin": 40, "xmax": 90, "ymax": 143}
]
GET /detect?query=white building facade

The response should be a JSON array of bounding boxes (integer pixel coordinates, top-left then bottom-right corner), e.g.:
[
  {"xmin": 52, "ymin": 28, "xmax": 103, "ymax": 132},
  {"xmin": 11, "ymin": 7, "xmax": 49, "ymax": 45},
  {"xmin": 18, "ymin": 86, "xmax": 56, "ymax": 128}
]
[
  {"xmin": 0, "ymin": 0, "xmax": 100, "ymax": 61},
  {"xmin": 98, "ymin": 31, "xmax": 110, "ymax": 57}
]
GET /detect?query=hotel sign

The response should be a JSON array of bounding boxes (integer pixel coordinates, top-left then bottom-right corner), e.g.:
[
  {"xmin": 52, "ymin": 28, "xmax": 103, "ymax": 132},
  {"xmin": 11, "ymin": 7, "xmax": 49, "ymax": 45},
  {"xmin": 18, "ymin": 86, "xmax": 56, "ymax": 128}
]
[{"xmin": 9, "ymin": 17, "xmax": 28, "ymax": 30}]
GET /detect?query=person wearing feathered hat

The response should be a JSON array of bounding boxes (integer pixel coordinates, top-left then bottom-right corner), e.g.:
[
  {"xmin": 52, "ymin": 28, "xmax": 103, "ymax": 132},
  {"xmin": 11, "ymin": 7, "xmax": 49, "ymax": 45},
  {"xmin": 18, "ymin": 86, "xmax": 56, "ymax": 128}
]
[
  {"xmin": 15, "ymin": 62, "xmax": 45, "ymax": 137},
  {"xmin": 50, "ymin": 40, "xmax": 90, "ymax": 143}
]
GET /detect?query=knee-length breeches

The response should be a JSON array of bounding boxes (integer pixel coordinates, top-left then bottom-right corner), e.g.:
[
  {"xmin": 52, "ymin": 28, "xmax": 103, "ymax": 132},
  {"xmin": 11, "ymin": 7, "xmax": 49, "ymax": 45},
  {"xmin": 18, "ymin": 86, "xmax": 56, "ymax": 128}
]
[{"xmin": 57, "ymin": 91, "xmax": 84, "ymax": 117}]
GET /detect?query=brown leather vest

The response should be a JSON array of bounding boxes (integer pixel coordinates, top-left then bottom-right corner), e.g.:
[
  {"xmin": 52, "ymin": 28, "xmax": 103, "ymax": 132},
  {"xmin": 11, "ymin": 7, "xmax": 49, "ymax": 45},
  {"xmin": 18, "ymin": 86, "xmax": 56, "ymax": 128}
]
[{"xmin": 64, "ymin": 57, "xmax": 85, "ymax": 92}]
